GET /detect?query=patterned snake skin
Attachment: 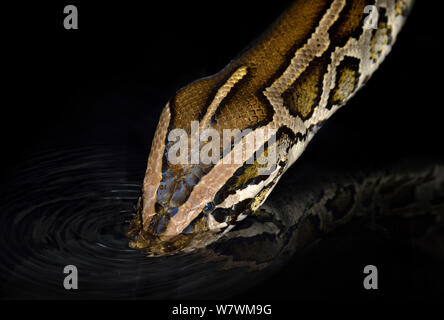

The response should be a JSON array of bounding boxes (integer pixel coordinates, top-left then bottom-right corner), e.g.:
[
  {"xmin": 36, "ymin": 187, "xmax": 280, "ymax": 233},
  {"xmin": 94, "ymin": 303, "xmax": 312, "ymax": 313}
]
[{"xmin": 127, "ymin": 0, "xmax": 420, "ymax": 256}]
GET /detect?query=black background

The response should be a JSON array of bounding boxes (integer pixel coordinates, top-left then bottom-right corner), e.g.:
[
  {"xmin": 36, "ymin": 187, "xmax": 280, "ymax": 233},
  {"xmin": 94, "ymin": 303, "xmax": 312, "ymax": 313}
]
[{"xmin": 2, "ymin": 0, "xmax": 444, "ymax": 300}]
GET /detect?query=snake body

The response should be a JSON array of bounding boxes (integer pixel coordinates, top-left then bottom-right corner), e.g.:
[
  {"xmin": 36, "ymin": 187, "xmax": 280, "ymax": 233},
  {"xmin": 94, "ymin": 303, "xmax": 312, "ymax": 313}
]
[{"xmin": 128, "ymin": 0, "xmax": 415, "ymax": 256}]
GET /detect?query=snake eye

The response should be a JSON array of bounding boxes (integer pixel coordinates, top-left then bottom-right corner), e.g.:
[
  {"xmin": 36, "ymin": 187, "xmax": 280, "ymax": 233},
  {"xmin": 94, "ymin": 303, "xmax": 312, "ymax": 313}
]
[{"xmin": 203, "ymin": 202, "xmax": 215, "ymax": 213}]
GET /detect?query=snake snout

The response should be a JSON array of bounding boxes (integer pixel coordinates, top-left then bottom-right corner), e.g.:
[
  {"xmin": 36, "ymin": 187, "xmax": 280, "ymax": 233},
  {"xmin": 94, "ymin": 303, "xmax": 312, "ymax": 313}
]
[{"xmin": 126, "ymin": 196, "xmax": 218, "ymax": 256}]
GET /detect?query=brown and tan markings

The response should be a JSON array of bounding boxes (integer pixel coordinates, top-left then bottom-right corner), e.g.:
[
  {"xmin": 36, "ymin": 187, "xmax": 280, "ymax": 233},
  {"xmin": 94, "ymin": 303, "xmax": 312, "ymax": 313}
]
[
  {"xmin": 326, "ymin": 56, "xmax": 361, "ymax": 109},
  {"xmin": 280, "ymin": 0, "xmax": 371, "ymax": 120},
  {"xmin": 395, "ymin": 0, "xmax": 412, "ymax": 16},
  {"xmin": 147, "ymin": 1, "xmax": 346, "ymax": 240},
  {"xmin": 328, "ymin": 0, "xmax": 373, "ymax": 46},
  {"xmin": 131, "ymin": 0, "xmax": 414, "ymax": 255},
  {"xmin": 282, "ymin": 55, "xmax": 330, "ymax": 120},
  {"xmin": 213, "ymin": 126, "xmax": 296, "ymax": 205},
  {"xmin": 370, "ymin": 8, "xmax": 393, "ymax": 62}
]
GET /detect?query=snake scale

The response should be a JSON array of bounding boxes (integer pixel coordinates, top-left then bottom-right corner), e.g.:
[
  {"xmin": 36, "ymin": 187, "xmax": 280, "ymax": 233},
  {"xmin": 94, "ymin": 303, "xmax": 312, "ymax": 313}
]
[{"xmin": 127, "ymin": 0, "xmax": 430, "ymax": 257}]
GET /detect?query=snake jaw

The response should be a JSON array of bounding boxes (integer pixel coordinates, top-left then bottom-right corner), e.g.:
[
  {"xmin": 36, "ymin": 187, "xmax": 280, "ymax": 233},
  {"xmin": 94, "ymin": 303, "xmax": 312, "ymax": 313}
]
[
  {"xmin": 127, "ymin": 189, "xmax": 260, "ymax": 256},
  {"xmin": 127, "ymin": 198, "xmax": 223, "ymax": 256}
]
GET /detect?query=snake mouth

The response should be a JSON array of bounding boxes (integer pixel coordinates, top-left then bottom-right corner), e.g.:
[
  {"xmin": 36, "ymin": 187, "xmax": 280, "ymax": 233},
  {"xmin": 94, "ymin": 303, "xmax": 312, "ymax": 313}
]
[{"xmin": 126, "ymin": 201, "xmax": 220, "ymax": 256}]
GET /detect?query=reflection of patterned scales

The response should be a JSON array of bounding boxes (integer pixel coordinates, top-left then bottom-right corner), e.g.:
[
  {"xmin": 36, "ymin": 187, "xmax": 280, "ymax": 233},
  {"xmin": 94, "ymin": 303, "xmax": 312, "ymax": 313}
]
[{"xmin": 129, "ymin": 0, "xmax": 417, "ymax": 256}]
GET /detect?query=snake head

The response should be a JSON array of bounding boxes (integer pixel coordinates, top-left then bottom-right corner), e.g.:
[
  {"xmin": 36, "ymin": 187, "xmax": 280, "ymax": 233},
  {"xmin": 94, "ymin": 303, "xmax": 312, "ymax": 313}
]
[
  {"xmin": 126, "ymin": 0, "xmax": 414, "ymax": 256},
  {"xmin": 127, "ymin": 99, "xmax": 292, "ymax": 256}
]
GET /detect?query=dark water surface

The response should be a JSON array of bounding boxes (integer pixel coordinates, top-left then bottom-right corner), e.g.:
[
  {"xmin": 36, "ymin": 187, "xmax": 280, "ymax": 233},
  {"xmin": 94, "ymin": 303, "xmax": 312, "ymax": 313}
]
[
  {"xmin": 0, "ymin": 146, "xmax": 287, "ymax": 299},
  {"xmin": 1, "ymin": 146, "xmax": 444, "ymax": 299}
]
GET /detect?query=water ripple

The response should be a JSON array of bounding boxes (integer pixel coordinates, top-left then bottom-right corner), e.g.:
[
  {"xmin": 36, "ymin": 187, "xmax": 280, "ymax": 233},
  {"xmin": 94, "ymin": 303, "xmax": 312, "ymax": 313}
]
[{"xmin": 0, "ymin": 146, "xmax": 284, "ymax": 299}]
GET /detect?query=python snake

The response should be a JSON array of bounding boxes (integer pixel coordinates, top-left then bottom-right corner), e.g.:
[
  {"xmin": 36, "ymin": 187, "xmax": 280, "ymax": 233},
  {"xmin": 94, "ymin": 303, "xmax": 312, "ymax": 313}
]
[{"xmin": 127, "ymin": 0, "xmax": 422, "ymax": 257}]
